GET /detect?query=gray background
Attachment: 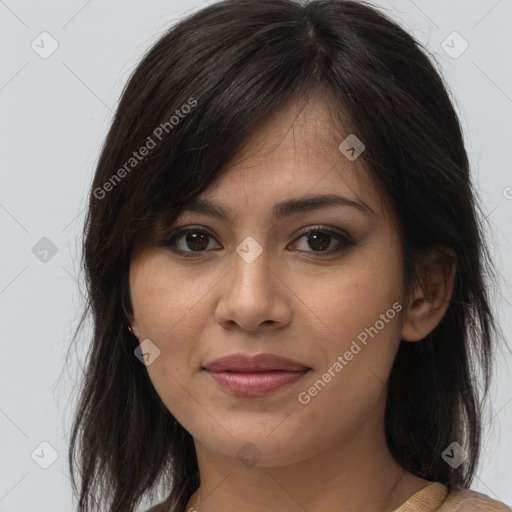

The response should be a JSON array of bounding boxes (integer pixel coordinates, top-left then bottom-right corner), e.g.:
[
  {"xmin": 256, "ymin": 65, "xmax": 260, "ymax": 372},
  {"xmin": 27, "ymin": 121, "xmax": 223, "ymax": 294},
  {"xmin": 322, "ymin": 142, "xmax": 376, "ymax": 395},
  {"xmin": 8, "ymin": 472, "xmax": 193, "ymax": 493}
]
[{"xmin": 0, "ymin": 0, "xmax": 511, "ymax": 510}]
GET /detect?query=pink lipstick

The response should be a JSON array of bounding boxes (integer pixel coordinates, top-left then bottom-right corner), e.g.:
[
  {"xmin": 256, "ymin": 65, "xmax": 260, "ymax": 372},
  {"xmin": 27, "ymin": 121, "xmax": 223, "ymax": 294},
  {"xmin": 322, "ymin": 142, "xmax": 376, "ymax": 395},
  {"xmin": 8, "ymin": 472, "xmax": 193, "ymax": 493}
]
[{"xmin": 203, "ymin": 353, "xmax": 310, "ymax": 397}]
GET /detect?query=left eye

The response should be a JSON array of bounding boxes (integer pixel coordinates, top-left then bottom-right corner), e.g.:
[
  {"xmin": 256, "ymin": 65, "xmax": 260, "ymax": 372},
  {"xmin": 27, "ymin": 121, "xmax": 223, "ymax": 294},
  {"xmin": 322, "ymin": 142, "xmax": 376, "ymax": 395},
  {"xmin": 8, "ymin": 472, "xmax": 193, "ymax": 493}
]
[
  {"xmin": 158, "ymin": 226, "xmax": 353, "ymax": 257},
  {"xmin": 290, "ymin": 228, "xmax": 353, "ymax": 254}
]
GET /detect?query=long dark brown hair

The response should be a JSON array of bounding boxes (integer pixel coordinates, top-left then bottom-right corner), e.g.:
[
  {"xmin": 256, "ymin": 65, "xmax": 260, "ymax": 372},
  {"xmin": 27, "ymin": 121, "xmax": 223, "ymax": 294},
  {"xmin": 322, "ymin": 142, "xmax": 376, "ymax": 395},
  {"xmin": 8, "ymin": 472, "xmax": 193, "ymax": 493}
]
[{"xmin": 67, "ymin": 1, "xmax": 504, "ymax": 511}]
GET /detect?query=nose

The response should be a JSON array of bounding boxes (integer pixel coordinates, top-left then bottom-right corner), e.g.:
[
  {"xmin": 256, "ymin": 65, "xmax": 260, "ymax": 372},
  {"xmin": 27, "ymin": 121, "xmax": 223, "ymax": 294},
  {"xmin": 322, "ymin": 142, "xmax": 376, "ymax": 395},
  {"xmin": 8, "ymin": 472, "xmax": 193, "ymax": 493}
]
[{"xmin": 214, "ymin": 244, "xmax": 292, "ymax": 333}]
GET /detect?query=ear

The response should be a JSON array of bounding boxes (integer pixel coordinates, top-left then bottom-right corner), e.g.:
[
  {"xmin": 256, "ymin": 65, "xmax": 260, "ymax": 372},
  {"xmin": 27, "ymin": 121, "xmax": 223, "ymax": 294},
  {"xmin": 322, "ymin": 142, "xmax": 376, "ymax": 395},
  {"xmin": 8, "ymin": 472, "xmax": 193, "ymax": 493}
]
[
  {"xmin": 122, "ymin": 282, "xmax": 140, "ymax": 338},
  {"xmin": 401, "ymin": 249, "xmax": 456, "ymax": 342},
  {"xmin": 127, "ymin": 314, "xmax": 141, "ymax": 339}
]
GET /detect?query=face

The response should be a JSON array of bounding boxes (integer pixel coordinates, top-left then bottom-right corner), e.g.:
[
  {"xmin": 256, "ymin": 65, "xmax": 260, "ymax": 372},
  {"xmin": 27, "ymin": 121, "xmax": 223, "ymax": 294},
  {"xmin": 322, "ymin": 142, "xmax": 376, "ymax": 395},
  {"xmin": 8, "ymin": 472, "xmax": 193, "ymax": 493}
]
[{"xmin": 129, "ymin": 96, "xmax": 408, "ymax": 468}]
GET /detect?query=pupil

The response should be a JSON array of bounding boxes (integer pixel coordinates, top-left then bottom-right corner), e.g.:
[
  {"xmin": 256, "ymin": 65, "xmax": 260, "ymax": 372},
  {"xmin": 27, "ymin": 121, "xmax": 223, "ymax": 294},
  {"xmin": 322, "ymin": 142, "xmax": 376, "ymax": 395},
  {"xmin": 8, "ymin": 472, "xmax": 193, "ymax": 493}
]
[
  {"xmin": 187, "ymin": 232, "xmax": 209, "ymax": 251},
  {"xmin": 309, "ymin": 232, "xmax": 330, "ymax": 251}
]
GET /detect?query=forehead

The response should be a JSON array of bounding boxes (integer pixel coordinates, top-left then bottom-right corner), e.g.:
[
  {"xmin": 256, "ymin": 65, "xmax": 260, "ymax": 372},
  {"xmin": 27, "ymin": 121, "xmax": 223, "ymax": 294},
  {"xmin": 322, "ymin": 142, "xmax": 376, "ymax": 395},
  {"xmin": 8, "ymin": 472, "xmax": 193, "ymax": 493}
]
[{"xmin": 195, "ymin": 95, "xmax": 388, "ymax": 221}]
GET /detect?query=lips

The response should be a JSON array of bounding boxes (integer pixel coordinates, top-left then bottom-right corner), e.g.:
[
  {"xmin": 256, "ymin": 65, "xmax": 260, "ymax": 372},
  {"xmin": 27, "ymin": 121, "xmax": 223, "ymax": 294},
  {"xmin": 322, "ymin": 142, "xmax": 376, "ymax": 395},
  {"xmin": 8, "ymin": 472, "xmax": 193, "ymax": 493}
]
[
  {"xmin": 202, "ymin": 353, "xmax": 311, "ymax": 397},
  {"xmin": 203, "ymin": 353, "xmax": 310, "ymax": 373}
]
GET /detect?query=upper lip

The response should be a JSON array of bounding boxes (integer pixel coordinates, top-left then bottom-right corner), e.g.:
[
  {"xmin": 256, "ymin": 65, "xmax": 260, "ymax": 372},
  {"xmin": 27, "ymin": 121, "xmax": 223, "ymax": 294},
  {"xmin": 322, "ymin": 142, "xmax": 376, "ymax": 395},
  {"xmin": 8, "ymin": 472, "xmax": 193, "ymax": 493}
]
[{"xmin": 203, "ymin": 353, "xmax": 310, "ymax": 373}]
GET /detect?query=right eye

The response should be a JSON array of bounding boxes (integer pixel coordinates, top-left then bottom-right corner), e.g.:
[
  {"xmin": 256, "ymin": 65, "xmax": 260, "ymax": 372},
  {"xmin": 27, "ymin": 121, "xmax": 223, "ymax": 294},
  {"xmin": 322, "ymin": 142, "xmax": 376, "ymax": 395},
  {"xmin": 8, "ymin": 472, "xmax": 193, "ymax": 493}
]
[{"xmin": 157, "ymin": 226, "xmax": 222, "ymax": 257}]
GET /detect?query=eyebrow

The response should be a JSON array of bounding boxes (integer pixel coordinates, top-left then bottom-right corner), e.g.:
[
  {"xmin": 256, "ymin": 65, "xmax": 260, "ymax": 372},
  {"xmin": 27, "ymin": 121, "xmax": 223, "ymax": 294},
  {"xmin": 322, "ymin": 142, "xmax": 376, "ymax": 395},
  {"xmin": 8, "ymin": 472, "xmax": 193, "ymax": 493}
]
[{"xmin": 179, "ymin": 193, "xmax": 376, "ymax": 220}]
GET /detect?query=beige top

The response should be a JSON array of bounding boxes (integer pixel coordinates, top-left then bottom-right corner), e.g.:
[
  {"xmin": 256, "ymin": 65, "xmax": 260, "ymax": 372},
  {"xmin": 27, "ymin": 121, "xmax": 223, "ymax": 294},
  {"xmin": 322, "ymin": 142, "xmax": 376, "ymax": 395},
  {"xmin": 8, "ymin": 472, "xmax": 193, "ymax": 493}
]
[
  {"xmin": 393, "ymin": 482, "xmax": 511, "ymax": 512},
  {"xmin": 147, "ymin": 481, "xmax": 511, "ymax": 512}
]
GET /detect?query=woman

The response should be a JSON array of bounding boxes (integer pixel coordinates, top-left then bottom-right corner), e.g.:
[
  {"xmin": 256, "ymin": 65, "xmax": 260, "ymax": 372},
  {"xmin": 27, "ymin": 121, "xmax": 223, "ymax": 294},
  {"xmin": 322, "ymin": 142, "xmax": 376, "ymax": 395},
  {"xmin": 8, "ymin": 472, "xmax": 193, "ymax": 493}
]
[{"xmin": 68, "ymin": 1, "xmax": 511, "ymax": 511}]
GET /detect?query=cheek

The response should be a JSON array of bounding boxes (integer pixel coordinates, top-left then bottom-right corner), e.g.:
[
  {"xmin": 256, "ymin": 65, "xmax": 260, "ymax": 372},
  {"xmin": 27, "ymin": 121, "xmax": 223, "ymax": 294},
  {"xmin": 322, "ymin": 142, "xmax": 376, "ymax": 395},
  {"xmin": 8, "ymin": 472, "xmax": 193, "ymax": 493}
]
[
  {"xmin": 292, "ymin": 293, "xmax": 402, "ymax": 446},
  {"xmin": 292, "ymin": 252, "xmax": 404, "ymax": 404},
  {"xmin": 129, "ymin": 257, "xmax": 221, "ymax": 421},
  {"xmin": 295, "ymin": 253, "xmax": 403, "ymax": 347},
  {"xmin": 130, "ymin": 255, "xmax": 217, "ymax": 341}
]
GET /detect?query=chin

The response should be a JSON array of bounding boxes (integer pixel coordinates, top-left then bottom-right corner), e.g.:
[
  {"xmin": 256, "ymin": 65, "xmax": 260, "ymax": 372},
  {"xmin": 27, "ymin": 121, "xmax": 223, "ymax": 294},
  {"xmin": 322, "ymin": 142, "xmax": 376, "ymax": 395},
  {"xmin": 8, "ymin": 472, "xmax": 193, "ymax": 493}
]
[{"xmin": 197, "ymin": 430, "xmax": 314, "ymax": 468}]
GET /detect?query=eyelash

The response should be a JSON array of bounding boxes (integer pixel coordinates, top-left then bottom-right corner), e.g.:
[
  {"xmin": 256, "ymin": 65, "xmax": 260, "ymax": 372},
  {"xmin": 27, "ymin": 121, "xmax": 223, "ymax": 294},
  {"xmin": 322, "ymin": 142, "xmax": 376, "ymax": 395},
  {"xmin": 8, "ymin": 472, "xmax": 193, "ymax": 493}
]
[{"xmin": 157, "ymin": 225, "xmax": 354, "ymax": 258}]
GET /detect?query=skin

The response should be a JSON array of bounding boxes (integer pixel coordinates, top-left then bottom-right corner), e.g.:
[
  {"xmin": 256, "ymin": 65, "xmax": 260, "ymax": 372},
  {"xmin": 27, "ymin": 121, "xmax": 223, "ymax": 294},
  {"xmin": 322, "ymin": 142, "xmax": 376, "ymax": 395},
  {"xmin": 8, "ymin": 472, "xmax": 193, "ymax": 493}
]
[{"xmin": 129, "ymin": 95, "xmax": 455, "ymax": 512}]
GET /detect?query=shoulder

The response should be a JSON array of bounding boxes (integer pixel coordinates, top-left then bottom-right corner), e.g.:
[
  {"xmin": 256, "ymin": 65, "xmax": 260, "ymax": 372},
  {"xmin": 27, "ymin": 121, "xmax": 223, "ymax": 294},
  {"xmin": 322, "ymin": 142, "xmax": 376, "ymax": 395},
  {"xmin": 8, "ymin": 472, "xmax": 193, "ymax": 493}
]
[{"xmin": 440, "ymin": 487, "xmax": 512, "ymax": 512}]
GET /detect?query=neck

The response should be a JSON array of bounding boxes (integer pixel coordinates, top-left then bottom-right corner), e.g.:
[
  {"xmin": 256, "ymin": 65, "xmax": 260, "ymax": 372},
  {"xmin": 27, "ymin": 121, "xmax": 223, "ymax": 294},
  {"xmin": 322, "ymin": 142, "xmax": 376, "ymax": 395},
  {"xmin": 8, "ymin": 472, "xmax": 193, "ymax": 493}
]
[{"xmin": 184, "ymin": 415, "xmax": 429, "ymax": 512}]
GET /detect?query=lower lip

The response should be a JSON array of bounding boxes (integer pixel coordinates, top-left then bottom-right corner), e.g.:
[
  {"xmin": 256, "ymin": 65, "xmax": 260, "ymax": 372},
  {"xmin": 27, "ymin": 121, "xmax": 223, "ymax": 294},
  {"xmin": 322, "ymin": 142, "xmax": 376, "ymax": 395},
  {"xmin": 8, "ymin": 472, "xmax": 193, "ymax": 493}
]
[{"xmin": 204, "ymin": 369, "xmax": 309, "ymax": 397}]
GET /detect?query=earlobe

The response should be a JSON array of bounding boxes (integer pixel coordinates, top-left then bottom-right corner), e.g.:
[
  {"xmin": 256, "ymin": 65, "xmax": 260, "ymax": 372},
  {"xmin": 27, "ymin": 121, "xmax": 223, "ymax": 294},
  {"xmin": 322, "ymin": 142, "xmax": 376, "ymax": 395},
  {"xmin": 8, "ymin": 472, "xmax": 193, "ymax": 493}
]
[
  {"xmin": 127, "ymin": 316, "xmax": 140, "ymax": 338},
  {"xmin": 400, "ymin": 250, "xmax": 456, "ymax": 342},
  {"xmin": 122, "ymin": 288, "xmax": 140, "ymax": 338}
]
